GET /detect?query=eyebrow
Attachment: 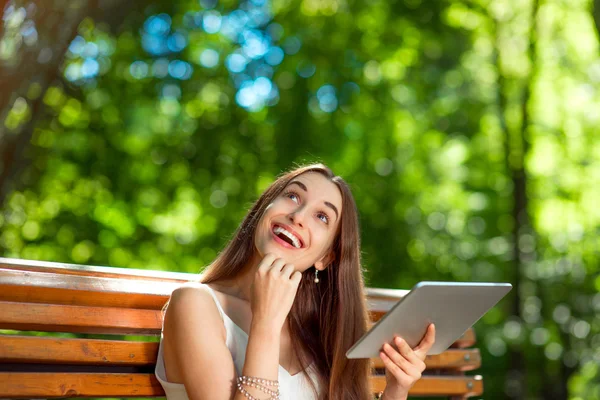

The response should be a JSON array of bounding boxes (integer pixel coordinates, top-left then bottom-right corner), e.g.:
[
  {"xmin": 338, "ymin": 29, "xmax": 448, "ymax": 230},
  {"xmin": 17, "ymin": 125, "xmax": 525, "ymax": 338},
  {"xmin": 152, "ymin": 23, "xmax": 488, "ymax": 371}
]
[{"xmin": 288, "ymin": 180, "xmax": 339, "ymax": 221}]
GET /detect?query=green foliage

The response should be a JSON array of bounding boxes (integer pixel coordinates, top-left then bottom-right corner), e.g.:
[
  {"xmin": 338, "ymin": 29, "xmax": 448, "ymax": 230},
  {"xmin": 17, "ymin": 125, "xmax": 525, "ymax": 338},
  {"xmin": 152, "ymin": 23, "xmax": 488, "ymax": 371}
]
[{"xmin": 1, "ymin": 0, "xmax": 599, "ymax": 398}]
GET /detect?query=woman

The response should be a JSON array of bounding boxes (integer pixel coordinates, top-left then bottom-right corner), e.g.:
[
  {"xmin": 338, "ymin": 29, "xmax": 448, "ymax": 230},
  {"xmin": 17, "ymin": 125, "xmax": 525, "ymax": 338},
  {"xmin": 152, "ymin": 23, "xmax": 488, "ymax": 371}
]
[{"xmin": 155, "ymin": 163, "xmax": 436, "ymax": 400}]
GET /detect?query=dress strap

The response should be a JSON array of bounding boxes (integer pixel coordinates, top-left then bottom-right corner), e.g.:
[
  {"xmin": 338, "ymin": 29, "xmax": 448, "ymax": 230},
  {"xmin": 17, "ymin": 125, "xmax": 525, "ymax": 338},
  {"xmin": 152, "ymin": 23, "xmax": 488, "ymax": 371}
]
[{"xmin": 202, "ymin": 284, "xmax": 226, "ymax": 320}]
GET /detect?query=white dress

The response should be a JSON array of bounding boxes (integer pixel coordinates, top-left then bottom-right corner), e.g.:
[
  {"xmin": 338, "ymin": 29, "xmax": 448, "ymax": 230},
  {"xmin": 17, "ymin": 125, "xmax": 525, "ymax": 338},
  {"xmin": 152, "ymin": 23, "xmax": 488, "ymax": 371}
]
[{"xmin": 155, "ymin": 284, "xmax": 321, "ymax": 399}]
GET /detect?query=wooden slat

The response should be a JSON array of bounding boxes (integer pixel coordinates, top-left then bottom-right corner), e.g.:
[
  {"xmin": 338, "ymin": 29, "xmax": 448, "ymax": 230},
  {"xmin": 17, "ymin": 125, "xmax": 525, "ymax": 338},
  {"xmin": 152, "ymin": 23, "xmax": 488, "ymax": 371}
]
[
  {"xmin": 0, "ymin": 299, "xmax": 476, "ymax": 344},
  {"xmin": 0, "ymin": 301, "xmax": 161, "ymax": 335},
  {"xmin": 0, "ymin": 257, "xmax": 194, "ymax": 281},
  {"xmin": 0, "ymin": 268, "xmax": 181, "ymax": 309},
  {"xmin": 0, "ymin": 336, "xmax": 480, "ymax": 371},
  {"xmin": 372, "ymin": 374, "xmax": 484, "ymax": 397},
  {"xmin": 0, "ymin": 266, "xmax": 406, "ymax": 313},
  {"xmin": 0, "ymin": 373, "xmax": 483, "ymax": 398},
  {"xmin": 450, "ymin": 327, "xmax": 476, "ymax": 348},
  {"xmin": 366, "ymin": 290, "xmax": 410, "ymax": 314},
  {"xmin": 0, "ymin": 257, "xmax": 412, "ymax": 305},
  {"xmin": 0, "ymin": 336, "xmax": 158, "ymax": 366},
  {"xmin": 0, "ymin": 372, "xmax": 164, "ymax": 398}
]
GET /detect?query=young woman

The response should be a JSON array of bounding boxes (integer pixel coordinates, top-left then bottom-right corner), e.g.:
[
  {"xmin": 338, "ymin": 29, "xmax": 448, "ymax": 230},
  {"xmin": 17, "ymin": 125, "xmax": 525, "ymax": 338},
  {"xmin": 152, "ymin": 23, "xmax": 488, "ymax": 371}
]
[{"xmin": 154, "ymin": 163, "xmax": 436, "ymax": 400}]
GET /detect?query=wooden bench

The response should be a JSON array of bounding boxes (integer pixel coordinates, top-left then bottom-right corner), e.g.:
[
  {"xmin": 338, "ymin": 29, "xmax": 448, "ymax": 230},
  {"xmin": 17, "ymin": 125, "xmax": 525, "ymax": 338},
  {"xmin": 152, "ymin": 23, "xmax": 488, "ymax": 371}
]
[{"xmin": 0, "ymin": 257, "xmax": 484, "ymax": 398}]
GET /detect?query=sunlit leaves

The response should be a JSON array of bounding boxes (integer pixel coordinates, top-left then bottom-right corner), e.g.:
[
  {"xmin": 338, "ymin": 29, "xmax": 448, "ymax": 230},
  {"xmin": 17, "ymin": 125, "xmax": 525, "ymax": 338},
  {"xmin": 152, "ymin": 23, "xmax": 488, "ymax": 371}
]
[
  {"xmin": 63, "ymin": 19, "xmax": 115, "ymax": 84},
  {"xmin": 4, "ymin": 97, "xmax": 31, "ymax": 130},
  {"xmin": 2, "ymin": 0, "xmax": 600, "ymax": 396},
  {"xmin": 0, "ymin": 3, "xmax": 38, "ymax": 65}
]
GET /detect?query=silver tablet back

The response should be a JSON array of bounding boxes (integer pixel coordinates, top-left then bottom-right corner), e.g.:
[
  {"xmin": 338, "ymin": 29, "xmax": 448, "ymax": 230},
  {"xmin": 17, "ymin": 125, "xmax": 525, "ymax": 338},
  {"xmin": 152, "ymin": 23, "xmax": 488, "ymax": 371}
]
[{"xmin": 346, "ymin": 281, "xmax": 512, "ymax": 358}]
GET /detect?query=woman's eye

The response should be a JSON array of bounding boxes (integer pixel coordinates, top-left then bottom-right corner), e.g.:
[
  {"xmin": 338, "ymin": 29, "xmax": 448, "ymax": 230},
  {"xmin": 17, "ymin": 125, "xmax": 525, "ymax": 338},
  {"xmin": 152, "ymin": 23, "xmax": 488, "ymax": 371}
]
[
  {"xmin": 286, "ymin": 191, "xmax": 299, "ymax": 202},
  {"xmin": 318, "ymin": 213, "xmax": 329, "ymax": 224}
]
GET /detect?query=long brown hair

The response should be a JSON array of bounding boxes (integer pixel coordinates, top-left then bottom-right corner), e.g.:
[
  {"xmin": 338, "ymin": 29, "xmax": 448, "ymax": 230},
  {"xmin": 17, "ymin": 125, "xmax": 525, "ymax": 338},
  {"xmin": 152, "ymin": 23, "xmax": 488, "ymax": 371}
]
[{"xmin": 186, "ymin": 163, "xmax": 373, "ymax": 399}]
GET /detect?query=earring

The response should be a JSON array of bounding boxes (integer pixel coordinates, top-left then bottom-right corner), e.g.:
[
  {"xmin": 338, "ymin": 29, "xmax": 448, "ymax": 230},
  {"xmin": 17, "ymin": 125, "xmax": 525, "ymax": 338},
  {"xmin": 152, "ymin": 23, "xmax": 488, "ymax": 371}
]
[{"xmin": 314, "ymin": 269, "xmax": 319, "ymax": 283}]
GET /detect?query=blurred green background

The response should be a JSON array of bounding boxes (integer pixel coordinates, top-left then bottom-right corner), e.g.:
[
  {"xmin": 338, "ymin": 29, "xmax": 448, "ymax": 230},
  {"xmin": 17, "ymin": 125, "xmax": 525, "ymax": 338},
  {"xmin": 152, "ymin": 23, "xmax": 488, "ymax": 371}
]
[{"xmin": 1, "ymin": 0, "xmax": 599, "ymax": 398}]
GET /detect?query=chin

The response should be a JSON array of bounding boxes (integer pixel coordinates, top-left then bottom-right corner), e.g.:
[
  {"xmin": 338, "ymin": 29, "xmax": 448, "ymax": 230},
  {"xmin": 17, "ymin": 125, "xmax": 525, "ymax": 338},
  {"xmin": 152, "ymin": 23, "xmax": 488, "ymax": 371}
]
[
  {"xmin": 255, "ymin": 242, "xmax": 282, "ymax": 259},
  {"xmin": 264, "ymin": 246, "xmax": 286, "ymax": 260}
]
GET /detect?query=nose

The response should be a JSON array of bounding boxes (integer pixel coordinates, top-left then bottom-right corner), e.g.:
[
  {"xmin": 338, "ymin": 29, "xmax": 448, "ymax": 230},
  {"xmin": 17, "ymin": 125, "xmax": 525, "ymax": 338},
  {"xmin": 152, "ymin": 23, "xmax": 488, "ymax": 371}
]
[{"xmin": 288, "ymin": 207, "xmax": 307, "ymax": 228}]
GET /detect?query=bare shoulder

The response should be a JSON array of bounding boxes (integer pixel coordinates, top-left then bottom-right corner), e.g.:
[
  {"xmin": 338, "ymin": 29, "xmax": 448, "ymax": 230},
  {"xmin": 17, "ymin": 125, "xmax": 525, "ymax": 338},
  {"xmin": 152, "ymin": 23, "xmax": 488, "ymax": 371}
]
[
  {"xmin": 164, "ymin": 282, "xmax": 225, "ymax": 339},
  {"xmin": 162, "ymin": 282, "xmax": 235, "ymax": 398},
  {"xmin": 169, "ymin": 281, "xmax": 213, "ymax": 304}
]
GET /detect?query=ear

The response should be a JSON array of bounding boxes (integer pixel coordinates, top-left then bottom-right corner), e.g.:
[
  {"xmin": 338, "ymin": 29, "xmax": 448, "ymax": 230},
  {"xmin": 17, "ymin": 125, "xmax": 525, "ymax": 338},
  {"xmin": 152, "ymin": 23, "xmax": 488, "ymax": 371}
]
[{"xmin": 314, "ymin": 251, "xmax": 335, "ymax": 271}]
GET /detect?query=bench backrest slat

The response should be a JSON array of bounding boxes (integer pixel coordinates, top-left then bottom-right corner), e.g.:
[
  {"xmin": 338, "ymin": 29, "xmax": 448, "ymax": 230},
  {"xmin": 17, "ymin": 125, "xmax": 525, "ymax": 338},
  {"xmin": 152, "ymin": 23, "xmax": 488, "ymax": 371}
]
[
  {"xmin": 0, "ymin": 372, "xmax": 482, "ymax": 398},
  {"xmin": 0, "ymin": 336, "xmax": 480, "ymax": 371},
  {"xmin": 0, "ymin": 268, "xmax": 181, "ymax": 309},
  {"xmin": 0, "ymin": 301, "xmax": 161, "ymax": 335},
  {"xmin": 0, "ymin": 299, "xmax": 478, "ymax": 343},
  {"xmin": 374, "ymin": 375, "xmax": 483, "ymax": 396},
  {"xmin": 0, "ymin": 336, "xmax": 158, "ymax": 366},
  {"xmin": 0, "ymin": 259, "xmax": 413, "ymax": 302},
  {"xmin": 0, "ymin": 258, "xmax": 194, "ymax": 281},
  {"xmin": 0, "ymin": 372, "xmax": 163, "ymax": 398}
]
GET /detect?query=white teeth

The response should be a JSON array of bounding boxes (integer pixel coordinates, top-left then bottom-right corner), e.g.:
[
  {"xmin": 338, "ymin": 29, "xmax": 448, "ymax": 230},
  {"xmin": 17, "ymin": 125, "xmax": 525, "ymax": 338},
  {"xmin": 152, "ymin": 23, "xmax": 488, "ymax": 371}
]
[{"xmin": 273, "ymin": 226, "xmax": 301, "ymax": 248}]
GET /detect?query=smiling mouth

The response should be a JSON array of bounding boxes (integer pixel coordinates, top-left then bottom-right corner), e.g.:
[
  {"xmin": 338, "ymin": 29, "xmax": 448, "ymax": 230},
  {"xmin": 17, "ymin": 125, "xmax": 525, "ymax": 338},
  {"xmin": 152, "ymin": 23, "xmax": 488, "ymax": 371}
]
[{"xmin": 271, "ymin": 224, "xmax": 303, "ymax": 249}]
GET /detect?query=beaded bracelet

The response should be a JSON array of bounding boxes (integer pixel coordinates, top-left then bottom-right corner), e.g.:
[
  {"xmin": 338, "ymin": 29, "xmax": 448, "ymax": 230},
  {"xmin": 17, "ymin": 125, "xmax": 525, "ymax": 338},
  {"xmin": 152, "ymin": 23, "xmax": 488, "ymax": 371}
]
[
  {"xmin": 238, "ymin": 375, "xmax": 279, "ymax": 387},
  {"xmin": 236, "ymin": 375, "xmax": 280, "ymax": 400},
  {"xmin": 236, "ymin": 382, "xmax": 280, "ymax": 400},
  {"xmin": 238, "ymin": 376, "xmax": 280, "ymax": 398}
]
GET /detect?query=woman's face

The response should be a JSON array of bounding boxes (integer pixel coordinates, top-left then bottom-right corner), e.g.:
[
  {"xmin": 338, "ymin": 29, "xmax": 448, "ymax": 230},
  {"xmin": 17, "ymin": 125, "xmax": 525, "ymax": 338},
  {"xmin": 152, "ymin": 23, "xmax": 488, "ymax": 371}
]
[{"xmin": 254, "ymin": 172, "xmax": 343, "ymax": 272}]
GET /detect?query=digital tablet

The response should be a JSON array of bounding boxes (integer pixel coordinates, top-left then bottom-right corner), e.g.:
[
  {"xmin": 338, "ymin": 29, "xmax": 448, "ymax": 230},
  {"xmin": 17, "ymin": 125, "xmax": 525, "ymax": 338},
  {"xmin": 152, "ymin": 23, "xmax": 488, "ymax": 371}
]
[{"xmin": 346, "ymin": 281, "xmax": 512, "ymax": 358}]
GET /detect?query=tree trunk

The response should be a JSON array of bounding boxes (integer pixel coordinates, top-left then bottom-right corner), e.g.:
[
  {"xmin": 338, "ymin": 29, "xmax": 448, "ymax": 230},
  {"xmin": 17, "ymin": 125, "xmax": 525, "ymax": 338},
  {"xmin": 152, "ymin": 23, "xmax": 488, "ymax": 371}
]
[
  {"xmin": 494, "ymin": 0, "xmax": 540, "ymax": 395},
  {"xmin": 0, "ymin": 0, "xmax": 140, "ymax": 204},
  {"xmin": 592, "ymin": 0, "xmax": 600, "ymax": 38}
]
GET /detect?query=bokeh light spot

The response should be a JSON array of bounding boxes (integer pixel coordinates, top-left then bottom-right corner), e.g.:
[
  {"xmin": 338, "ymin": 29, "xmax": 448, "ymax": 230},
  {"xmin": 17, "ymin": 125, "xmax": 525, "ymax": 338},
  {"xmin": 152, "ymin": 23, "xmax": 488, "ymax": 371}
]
[{"xmin": 200, "ymin": 49, "xmax": 220, "ymax": 68}]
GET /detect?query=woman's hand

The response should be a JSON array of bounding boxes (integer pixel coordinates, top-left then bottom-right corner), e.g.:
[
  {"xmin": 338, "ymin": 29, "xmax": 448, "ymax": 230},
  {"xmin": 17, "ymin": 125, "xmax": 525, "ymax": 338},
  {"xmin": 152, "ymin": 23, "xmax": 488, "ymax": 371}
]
[
  {"xmin": 250, "ymin": 253, "xmax": 302, "ymax": 331},
  {"xmin": 379, "ymin": 323, "xmax": 436, "ymax": 400}
]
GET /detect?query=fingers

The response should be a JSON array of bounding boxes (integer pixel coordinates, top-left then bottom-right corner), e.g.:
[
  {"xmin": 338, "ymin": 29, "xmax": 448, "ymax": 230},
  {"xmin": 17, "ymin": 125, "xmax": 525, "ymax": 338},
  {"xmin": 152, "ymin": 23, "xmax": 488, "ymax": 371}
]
[
  {"xmin": 290, "ymin": 270, "xmax": 302, "ymax": 284},
  {"xmin": 258, "ymin": 254, "xmax": 299, "ymax": 281},
  {"xmin": 414, "ymin": 323, "xmax": 436, "ymax": 356},
  {"xmin": 257, "ymin": 253, "xmax": 277, "ymax": 274},
  {"xmin": 380, "ymin": 349, "xmax": 407, "ymax": 381},
  {"xmin": 390, "ymin": 337, "xmax": 426, "ymax": 370},
  {"xmin": 380, "ymin": 342, "xmax": 423, "ymax": 382},
  {"xmin": 281, "ymin": 263, "xmax": 297, "ymax": 280},
  {"xmin": 268, "ymin": 258, "xmax": 287, "ymax": 274}
]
